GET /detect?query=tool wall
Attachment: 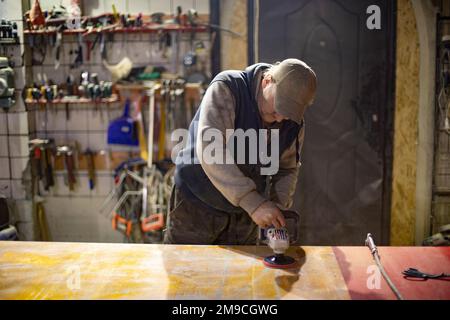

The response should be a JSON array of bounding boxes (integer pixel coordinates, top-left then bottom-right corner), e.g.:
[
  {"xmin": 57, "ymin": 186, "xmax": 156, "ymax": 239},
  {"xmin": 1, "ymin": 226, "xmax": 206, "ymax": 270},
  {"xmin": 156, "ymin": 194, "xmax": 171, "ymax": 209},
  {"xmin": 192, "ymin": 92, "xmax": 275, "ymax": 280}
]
[
  {"xmin": 433, "ymin": 12, "xmax": 450, "ymax": 237},
  {"xmin": 0, "ymin": 0, "xmax": 211, "ymax": 243}
]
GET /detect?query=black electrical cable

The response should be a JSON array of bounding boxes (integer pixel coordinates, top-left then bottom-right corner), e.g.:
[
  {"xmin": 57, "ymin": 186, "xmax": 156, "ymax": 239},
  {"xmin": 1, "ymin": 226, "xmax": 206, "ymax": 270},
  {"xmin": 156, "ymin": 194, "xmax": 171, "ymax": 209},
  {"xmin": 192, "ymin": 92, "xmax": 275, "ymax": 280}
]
[{"xmin": 365, "ymin": 233, "xmax": 404, "ymax": 300}]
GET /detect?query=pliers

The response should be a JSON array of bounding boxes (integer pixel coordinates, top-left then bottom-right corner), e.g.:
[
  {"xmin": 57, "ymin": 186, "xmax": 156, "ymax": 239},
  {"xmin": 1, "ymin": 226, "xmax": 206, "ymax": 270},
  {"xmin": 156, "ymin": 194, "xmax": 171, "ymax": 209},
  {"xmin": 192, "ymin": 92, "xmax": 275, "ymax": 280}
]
[{"xmin": 402, "ymin": 268, "xmax": 450, "ymax": 280}]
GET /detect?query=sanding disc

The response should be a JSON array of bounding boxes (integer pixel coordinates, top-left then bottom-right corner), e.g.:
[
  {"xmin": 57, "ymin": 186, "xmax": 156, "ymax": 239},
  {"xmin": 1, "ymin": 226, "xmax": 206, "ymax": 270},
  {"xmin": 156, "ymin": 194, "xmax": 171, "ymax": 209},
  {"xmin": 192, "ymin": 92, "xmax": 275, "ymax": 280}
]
[{"xmin": 263, "ymin": 254, "xmax": 298, "ymax": 269}]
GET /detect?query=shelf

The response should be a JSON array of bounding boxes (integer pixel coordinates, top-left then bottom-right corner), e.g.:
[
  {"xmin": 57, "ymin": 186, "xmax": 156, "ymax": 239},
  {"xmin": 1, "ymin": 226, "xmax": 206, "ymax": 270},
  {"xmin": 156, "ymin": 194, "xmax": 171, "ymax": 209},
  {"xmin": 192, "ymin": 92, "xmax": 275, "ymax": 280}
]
[
  {"xmin": 433, "ymin": 188, "xmax": 450, "ymax": 196},
  {"xmin": 23, "ymin": 24, "xmax": 208, "ymax": 37},
  {"xmin": 0, "ymin": 38, "xmax": 20, "ymax": 45},
  {"xmin": 25, "ymin": 94, "xmax": 119, "ymax": 105}
]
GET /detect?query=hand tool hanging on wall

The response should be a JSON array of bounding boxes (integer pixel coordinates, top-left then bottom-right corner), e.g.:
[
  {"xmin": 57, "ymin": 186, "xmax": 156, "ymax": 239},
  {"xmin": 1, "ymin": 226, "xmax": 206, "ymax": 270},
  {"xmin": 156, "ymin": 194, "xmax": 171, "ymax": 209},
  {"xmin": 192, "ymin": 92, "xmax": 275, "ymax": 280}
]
[
  {"xmin": 135, "ymin": 97, "xmax": 148, "ymax": 162},
  {"xmin": 0, "ymin": 20, "xmax": 20, "ymax": 44},
  {"xmin": 140, "ymin": 82, "xmax": 166, "ymax": 240},
  {"xmin": 70, "ymin": 34, "xmax": 83, "ymax": 69},
  {"xmin": 183, "ymin": 29, "xmax": 198, "ymax": 71},
  {"xmin": 157, "ymin": 31, "xmax": 171, "ymax": 60},
  {"xmin": 141, "ymin": 82, "xmax": 156, "ymax": 230},
  {"xmin": 28, "ymin": 139, "xmax": 53, "ymax": 241},
  {"xmin": 147, "ymin": 84, "xmax": 158, "ymax": 153},
  {"xmin": 56, "ymin": 145, "xmax": 77, "ymax": 191},
  {"xmin": 54, "ymin": 25, "xmax": 63, "ymax": 70},
  {"xmin": 27, "ymin": 33, "xmax": 46, "ymax": 66},
  {"xmin": 29, "ymin": 139, "xmax": 56, "ymax": 192},
  {"xmin": 85, "ymin": 149, "xmax": 96, "ymax": 190},
  {"xmin": 158, "ymin": 80, "xmax": 170, "ymax": 161},
  {"xmin": 167, "ymin": 80, "xmax": 177, "ymax": 136},
  {"xmin": 31, "ymin": 144, "xmax": 44, "ymax": 182},
  {"xmin": 174, "ymin": 78, "xmax": 186, "ymax": 129},
  {"xmin": 85, "ymin": 40, "xmax": 92, "ymax": 62},
  {"xmin": 65, "ymin": 75, "xmax": 75, "ymax": 120},
  {"xmin": 174, "ymin": 6, "xmax": 183, "ymax": 25},
  {"xmin": 66, "ymin": 74, "xmax": 76, "ymax": 96},
  {"xmin": 41, "ymin": 147, "xmax": 55, "ymax": 191},
  {"xmin": 35, "ymin": 195, "xmax": 51, "ymax": 241}
]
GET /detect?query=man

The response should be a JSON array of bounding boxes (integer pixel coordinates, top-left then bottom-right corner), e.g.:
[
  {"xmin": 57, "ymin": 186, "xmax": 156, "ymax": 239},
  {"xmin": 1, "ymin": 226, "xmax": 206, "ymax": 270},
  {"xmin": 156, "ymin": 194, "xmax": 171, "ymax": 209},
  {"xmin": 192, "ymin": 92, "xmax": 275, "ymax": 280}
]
[{"xmin": 164, "ymin": 58, "xmax": 317, "ymax": 245}]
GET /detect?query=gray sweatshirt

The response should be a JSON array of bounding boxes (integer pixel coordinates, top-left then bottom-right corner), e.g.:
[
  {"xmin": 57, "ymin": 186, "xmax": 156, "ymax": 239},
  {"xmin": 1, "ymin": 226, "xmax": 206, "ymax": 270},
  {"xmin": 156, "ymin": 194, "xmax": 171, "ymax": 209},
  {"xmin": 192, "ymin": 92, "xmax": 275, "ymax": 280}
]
[{"xmin": 195, "ymin": 69, "xmax": 305, "ymax": 216}]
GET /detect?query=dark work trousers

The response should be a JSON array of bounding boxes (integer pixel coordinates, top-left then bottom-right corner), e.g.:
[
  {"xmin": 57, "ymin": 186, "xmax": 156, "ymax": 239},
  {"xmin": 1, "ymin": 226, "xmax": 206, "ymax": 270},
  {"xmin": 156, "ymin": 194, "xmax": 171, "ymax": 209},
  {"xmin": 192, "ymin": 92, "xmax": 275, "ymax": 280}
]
[{"xmin": 163, "ymin": 185, "xmax": 258, "ymax": 245}]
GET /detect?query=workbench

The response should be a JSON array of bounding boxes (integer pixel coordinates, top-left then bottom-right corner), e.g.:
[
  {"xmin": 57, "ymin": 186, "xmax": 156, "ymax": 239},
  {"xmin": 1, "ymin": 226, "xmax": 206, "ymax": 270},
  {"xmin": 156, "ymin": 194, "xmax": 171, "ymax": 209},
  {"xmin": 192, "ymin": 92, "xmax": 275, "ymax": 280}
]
[{"xmin": 0, "ymin": 241, "xmax": 448, "ymax": 300}]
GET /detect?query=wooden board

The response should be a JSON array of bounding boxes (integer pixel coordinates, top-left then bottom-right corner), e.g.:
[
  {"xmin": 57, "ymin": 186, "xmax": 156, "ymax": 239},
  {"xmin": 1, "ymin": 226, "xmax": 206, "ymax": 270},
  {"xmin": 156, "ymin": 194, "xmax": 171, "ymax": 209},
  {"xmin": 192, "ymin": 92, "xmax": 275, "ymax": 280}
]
[
  {"xmin": 2, "ymin": 242, "xmax": 447, "ymax": 300},
  {"xmin": 0, "ymin": 242, "xmax": 349, "ymax": 300}
]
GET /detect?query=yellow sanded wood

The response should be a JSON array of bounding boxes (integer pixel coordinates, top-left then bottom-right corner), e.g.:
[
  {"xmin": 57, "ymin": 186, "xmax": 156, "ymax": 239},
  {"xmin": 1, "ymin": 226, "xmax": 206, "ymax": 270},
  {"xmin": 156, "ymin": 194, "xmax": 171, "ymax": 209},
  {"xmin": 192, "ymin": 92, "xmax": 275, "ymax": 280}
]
[{"xmin": 0, "ymin": 241, "xmax": 350, "ymax": 300}]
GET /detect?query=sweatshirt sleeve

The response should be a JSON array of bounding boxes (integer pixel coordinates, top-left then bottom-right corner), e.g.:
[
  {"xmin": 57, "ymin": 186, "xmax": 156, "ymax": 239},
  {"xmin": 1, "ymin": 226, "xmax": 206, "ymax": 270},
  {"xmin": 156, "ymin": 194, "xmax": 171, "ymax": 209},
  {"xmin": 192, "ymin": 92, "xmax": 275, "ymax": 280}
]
[
  {"xmin": 270, "ymin": 124, "xmax": 305, "ymax": 209},
  {"xmin": 196, "ymin": 81, "xmax": 267, "ymax": 215}
]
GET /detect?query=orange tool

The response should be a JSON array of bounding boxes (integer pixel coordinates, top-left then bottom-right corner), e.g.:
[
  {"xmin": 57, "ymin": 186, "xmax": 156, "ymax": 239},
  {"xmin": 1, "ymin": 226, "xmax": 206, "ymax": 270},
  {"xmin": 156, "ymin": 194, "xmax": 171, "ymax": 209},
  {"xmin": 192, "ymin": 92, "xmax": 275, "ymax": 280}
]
[
  {"xmin": 112, "ymin": 212, "xmax": 132, "ymax": 237},
  {"xmin": 140, "ymin": 213, "xmax": 164, "ymax": 232}
]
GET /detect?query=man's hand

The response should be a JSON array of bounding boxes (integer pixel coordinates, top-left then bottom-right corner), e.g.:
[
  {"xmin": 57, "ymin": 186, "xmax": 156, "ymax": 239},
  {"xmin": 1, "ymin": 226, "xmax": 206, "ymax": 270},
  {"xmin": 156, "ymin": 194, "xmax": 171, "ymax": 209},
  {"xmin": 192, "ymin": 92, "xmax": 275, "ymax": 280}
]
[{"xmin": 251, "ymin": 201, "xmax": 286, "ymax": 229}]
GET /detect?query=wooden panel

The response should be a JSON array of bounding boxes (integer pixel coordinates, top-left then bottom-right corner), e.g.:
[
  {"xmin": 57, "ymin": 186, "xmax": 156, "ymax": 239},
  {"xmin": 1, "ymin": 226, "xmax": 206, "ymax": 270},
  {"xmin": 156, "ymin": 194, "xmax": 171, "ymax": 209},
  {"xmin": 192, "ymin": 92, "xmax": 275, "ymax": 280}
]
[
  {"xmin": 0, "ymin": 242, "xmax": 350, "ymax": 300},
  {"xmin": 390, "ymin": 0, "xmax": 420, "ymax": 245},
  {"xmin": 220, "ymin": 0, "xmax": 248, "ymax": 70}
]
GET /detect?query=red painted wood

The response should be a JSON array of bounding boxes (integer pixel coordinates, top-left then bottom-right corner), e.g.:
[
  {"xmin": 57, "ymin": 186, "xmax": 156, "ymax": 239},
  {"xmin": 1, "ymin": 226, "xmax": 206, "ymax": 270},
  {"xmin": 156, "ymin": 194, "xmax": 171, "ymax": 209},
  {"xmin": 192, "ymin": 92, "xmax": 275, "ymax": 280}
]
[{"xmin": 332, "ymin": 247, "xmax": 450, "ymax": 300}]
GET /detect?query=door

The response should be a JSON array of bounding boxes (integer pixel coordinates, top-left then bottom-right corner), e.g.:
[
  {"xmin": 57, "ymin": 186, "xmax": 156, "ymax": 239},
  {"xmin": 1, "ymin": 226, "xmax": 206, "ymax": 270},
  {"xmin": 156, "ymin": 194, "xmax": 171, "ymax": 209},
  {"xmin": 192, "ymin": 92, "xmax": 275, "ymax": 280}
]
[{"xmin": 252, "ymin": 0, "xmax": 396, "ymax": 244}]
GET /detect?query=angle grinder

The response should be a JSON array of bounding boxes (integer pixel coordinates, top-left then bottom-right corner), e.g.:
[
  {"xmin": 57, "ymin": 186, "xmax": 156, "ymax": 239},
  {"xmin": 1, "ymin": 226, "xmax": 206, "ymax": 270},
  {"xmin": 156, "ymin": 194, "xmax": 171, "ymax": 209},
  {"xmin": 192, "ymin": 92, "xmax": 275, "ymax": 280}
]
[{"xmin": 258, "ymin": 210, "xmax": 300, "ymax": 269}]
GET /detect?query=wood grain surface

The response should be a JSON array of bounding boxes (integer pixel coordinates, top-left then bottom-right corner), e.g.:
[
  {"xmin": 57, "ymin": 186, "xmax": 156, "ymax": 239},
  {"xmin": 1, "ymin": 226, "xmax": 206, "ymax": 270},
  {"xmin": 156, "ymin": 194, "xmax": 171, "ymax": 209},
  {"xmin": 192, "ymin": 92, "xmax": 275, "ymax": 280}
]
[{"xmin": 0, "ymin": 241, "xmax": 349, "ymax": 300}]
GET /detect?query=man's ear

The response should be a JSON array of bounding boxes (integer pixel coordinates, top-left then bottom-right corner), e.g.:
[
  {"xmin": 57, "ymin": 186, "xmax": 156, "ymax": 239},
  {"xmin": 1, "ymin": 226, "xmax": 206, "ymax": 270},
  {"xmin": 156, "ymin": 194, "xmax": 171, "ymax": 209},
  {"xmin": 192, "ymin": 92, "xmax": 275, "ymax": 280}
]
[{"xmin": 262, "ymin": 74, "xmax": 272, "ymax": 88}]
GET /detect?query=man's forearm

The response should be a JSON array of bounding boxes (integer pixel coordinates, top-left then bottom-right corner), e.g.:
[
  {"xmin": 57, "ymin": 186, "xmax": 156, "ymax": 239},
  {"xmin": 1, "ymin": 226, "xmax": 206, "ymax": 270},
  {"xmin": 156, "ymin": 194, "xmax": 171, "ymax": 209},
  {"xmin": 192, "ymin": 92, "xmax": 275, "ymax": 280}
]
[{"xmin": 270, "ymin": 166, "xmax": 300, "ymax": 209}]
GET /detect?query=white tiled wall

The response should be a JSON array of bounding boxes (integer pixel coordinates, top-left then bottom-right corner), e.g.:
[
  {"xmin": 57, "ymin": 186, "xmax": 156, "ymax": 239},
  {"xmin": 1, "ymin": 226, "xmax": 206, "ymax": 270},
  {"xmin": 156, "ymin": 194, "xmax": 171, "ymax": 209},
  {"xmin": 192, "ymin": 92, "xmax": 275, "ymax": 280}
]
[
  {"xmin": 14, "ymin": 200, "xmax": 34, "ymax": 223},
  {"xmin": 0, "ymin": 158, "xmax": 11, "ymax": 179},
  {"xmin": 52, "ymin": 174, "xmax": 71, "ymax": 197},
  {"xmin": 0, "ymin": 136, "xmax": 9, "ymax": 156},
  {"xmin": 0, "ymin": 180, "xmax": 12, "ymax": 198},
  {"xmin": 7, "ymin": 112, "xmax": 29, "ymax": 135},
  {"xmin": 0, "ymin": 1, "xmax": 34, "ymax": 241},
  {"xmin": 66, "ymin": 109, "xmax": 89, "ymax": 131},
  {"xmin": 8, "ymin": 136, "xmax": 29, "ymax": 157},
  {"xmin": 11, "ymin": 179, "xmax": 26, "ymax": 199},
  {"xmin": 87, "ymin": 109, "xmax": 109, "ymax": 131},
  {"xmin": 9, "ymin": 0, "xmax": 211, "ymax": 242},
  {"xmin": 10, "ymin": 157, "xmax": 29, "ymax": 179},
  {"xmin": 15, "ymin": 222, "xmax": 38, "ymax": 241},
  {"xmin": 44, "ymin": 197, "xmax": 123, "ymax": 242},
  {"xmin": 0, "ymin": 113, "xmax": 7, "ymax": 135},
  {"xmin": 87, "ymin": 132, "xmax": 107, "ymax": 150}
]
